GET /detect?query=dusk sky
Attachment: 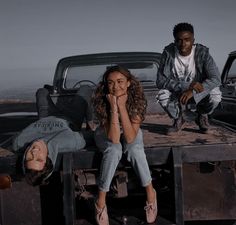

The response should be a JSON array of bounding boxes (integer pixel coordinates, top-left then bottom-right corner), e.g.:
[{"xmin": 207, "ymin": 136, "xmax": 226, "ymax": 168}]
[{"xmin": 0, "ymin": 0, "xmax": 236, "ymax": 97}]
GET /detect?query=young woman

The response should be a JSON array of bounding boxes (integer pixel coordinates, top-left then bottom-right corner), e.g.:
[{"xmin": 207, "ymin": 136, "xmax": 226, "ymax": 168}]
[
  {"xmin": 92, "ymin": 66, "xmax": 157, "ymax": 225},
  {"xmin": 13, "ymin": 116, "xmax": 86, "ymax": 186}
]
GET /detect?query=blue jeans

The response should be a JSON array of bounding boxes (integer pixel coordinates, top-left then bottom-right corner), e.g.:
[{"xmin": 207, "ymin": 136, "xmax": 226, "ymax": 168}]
[
  {"xmin": 36, "ymin": 88, "xmax": 64, "ymax": 119},
  {"xmin": 36, "ymin": 87, "xmax": 94, "ymax": 145},
  {"xmin": 95, "ymin": 127, "xmax": 152, "ymax": 192},
  {"xmin": 36, "ymin": 87, "xmax": 92, "ymax": 126}
]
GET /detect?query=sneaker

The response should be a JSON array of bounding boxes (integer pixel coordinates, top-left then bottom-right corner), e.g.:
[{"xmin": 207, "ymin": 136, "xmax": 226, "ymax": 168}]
[
  {"xmin": 95, "ymin": 202, "xmax": 109, "ymax": 225},
  {"xmin": 195, "ymin": 114, "xmax": 209, "ymax": 133},
  {"xmin": 167, "ymin": 116, "xmax": 185, "ymax": 134},
  {"xmin": 144, "ymin": 189, "xmax": 158, "ymax": 224}
]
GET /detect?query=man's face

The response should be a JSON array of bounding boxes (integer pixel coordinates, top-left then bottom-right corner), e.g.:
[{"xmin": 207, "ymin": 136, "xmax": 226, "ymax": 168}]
[
  {"xmin": 175, "ymin": 31, "xmax": 194, "ymax": 56},
  {"xmin": 25, "ymin": 140, "xmax": 48, "ymax": 171}
]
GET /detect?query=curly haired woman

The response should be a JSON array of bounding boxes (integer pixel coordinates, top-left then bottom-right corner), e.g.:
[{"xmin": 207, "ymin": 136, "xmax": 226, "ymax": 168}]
[{"xmin": 92, "ymin": 65, "xmax": 157, "ymax": 225}]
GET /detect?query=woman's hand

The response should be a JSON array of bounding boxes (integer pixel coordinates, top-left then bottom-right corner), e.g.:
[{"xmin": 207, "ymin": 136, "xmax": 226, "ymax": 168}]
[
  {"xmin": 106, "ymin": 94, "xmax": 118, "ymax": 112},
  {"xmin": 117, "ymin": 94, "xmax": 128, "ymax": 110}
]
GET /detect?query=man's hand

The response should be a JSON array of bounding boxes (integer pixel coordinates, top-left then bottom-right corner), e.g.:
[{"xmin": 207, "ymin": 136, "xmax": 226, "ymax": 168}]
[
  {"xmin": 180, "ymin": 90, "xmax": 193, "ymax": 105},
  {"xmin": 189, "ymin": 82, "xmax": 204, "ymax": 93}
]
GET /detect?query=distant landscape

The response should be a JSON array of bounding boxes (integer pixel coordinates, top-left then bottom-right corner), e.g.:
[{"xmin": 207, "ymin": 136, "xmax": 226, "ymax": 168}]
[
  {"xmin": 0, "ymin": 67, "xmax": 54, "ymax": 102},
  {"xmin": 0, "ymin": 86, "xmax": 38, "ymax": 102}
]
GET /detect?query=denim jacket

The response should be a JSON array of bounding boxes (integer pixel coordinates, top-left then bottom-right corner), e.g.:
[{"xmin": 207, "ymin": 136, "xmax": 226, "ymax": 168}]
[{"xmin": 156, "ymin": 43, "xmax": 221, "ymax": 94}]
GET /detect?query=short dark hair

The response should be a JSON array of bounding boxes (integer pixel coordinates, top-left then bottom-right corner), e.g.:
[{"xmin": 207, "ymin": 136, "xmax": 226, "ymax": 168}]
[
  {"xmin": 24, "ymin": 157, "xmax": 53, "ymax": 186},
  {"xmin": 173, "ymin": 22, "xmax": 194, "ymax": 39}
]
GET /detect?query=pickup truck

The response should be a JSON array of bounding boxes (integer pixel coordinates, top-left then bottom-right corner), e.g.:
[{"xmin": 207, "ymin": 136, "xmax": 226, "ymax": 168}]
[
  {"xmin": 212, "ymin": 50, "xmax": 236, "ymax": 129},
  {"xmin": 0, "ymin": 52, "xmax": 236, "ymax": 225}
]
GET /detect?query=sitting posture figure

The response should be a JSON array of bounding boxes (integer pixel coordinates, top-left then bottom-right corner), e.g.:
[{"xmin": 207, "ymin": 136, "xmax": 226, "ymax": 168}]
[
  {"xmin": 92, "ymin": 66, "xmax": 157, "ymax": 225},
  {"xmin": 156, "ymin": 22, "xmax": 222, "ymax": 134}
]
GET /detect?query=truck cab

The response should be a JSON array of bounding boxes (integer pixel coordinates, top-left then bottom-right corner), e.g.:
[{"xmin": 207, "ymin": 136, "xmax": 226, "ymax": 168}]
[{"xmin": 212, "ymin": 51, "xmax": 236, "ymax": 129}]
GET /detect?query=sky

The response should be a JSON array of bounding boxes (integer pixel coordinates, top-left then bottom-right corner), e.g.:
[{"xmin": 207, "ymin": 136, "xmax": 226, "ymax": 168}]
[{"xmin": 0, "ymin": 0, "xmax": 236, "ymax": 99}]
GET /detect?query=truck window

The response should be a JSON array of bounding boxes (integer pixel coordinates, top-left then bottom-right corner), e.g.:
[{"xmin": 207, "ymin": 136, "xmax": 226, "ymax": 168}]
[
  {"xmin": 226, "ymin": 58, "xmax": 236, "ymax": 85},
  {"xmin": 62, "ymin": 62, "xmax": 158, "ymax": 89}
]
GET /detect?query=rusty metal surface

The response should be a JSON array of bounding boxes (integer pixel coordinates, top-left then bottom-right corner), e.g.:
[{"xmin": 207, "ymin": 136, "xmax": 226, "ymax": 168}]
[
  {"xmin": 0, "ymin": 147, "xmax": 17, "ymax": 175},
  {"xmin": 0, "ymin": 181, "xmax": 41, "ymax": 225},
  {"xmin": 1, "ymin": 111, "xmax": 236, "ymax": 224},
  {"xmin": 183, "ymin": 162, "xmax": 236, "ymax": 221},
  {"xmin": 142, "ymin": 114, "xmax": 236, "ymax": 147}
]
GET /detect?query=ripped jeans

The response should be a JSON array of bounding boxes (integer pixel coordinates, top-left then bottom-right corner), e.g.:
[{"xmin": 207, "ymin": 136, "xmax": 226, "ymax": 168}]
[{"xmin": 94, "ymin": 127, "xmax": 152, "ymax": 192}]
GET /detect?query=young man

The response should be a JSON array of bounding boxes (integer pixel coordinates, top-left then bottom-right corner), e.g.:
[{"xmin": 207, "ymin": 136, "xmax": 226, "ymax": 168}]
[{"xmin": 156, "ymin": 22, "xmax": 222, "ymax": 134}]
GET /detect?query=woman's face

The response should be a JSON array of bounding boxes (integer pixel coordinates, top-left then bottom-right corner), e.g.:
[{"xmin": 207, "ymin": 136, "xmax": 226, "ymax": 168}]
[
  {"xmin": 25, "ymin": 140, "xmax": 48, "ymax": 171},
  {"xmin": 107, "ymin": 71, "xmax": 130, "ymax": 97}
]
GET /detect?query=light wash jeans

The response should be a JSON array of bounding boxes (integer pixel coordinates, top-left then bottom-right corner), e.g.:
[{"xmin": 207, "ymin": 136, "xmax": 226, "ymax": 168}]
[{"xmin": 94, "ymin": 127, "xmax": 152, "ymax": 192}]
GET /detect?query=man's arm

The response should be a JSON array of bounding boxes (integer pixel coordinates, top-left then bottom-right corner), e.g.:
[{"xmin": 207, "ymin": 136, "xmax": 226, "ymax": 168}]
[
  {"xmin": 156, "ymin": 50, "xmax": 184, "ymax": 93},
  {"xmin": 201, "ymin": 52, "xmax": 221, "ymax": 92},
  {"xmin": 187, "ymin": 51, "xmax": 221, "ymax": 104}
]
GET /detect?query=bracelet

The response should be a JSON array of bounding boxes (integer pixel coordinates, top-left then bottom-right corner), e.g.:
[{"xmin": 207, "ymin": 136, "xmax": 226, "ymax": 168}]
[
  {"xmin": 111, "ymin": 122, "xmax": 119, "ymax": 124},
  {"xmin": 110, "ymin": 110, "xmax": 118, "ymax": 113}
]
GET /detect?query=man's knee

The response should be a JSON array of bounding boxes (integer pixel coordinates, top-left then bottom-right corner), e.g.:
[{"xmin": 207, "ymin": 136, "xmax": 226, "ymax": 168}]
[
  {"xmin": 197, "ymin": 88, "xmax": 222, "ymax": 114},
  {"xmin": 156, "ymin": 89, "xmax": 171, "ymax": 107}
]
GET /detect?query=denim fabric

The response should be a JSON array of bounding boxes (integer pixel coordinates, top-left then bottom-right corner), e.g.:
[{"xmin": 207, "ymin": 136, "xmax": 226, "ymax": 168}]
[
  {"xmin": 95, "ymin": 127, "xmax": 152, "ymax": 192},
  {"xmin": 36, "ymin": 88, "xmax": 63, "ymax": 119},
  {"xmin": 156, "ymin": 87, "xmax": 222, "ymax": 119},
  {"xmin": 36, "ymin": 87, "xmax": 93, "ymax": 131}
]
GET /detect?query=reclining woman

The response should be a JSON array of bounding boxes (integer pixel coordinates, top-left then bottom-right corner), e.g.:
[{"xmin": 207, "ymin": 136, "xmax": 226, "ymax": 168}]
[
  {"xmin": 12, "ymin": 85, "xmax": 94, "ymax": 186},
  {"xmin": 92, "ymin": 66, "xmax": 158, "ymax": 225},
  {"xmin": 13, "ymin": 116, "xmax": 86, "ymax": 185}
]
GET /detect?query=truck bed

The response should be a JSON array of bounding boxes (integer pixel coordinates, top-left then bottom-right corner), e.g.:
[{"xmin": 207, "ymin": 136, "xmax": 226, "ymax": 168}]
[
  {"xmin": 1, "ymin": 113, "xmax": 236, "ymax": 225},
  {"xmin": 142, "ymin": 114, "xmax": 236, "ymax": 147},
  {"xmin": 1, "ymin": 113, "xmax": 236, "ymax": 173}
]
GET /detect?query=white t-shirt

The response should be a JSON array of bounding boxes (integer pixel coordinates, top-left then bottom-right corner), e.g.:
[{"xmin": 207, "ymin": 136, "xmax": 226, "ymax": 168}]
[{"xmin": 173, "ymin": 45, "xmax": 196, "ymax": 83}]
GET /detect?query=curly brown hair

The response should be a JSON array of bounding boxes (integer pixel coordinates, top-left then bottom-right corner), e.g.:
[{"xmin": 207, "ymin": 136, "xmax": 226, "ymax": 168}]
[{"xmin": 92, "ymin": 65, "xmax": 147, "ymax": 125}]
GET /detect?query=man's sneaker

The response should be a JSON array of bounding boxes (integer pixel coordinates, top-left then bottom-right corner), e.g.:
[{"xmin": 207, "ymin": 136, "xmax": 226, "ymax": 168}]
[
  {"xmin": 144, "ymin": 189, "xmax": 158, "ymax": 224},
  {"xmin": 167, "ymin": 116, "xmax": 185, "ymax": 134},
  {"xmin": 95, "ymin": 202, "xmax": 109, "ymax": 225},
  {"xmin": 195, "ymin": 114, "xmax": 209, "ymax": 133}
]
